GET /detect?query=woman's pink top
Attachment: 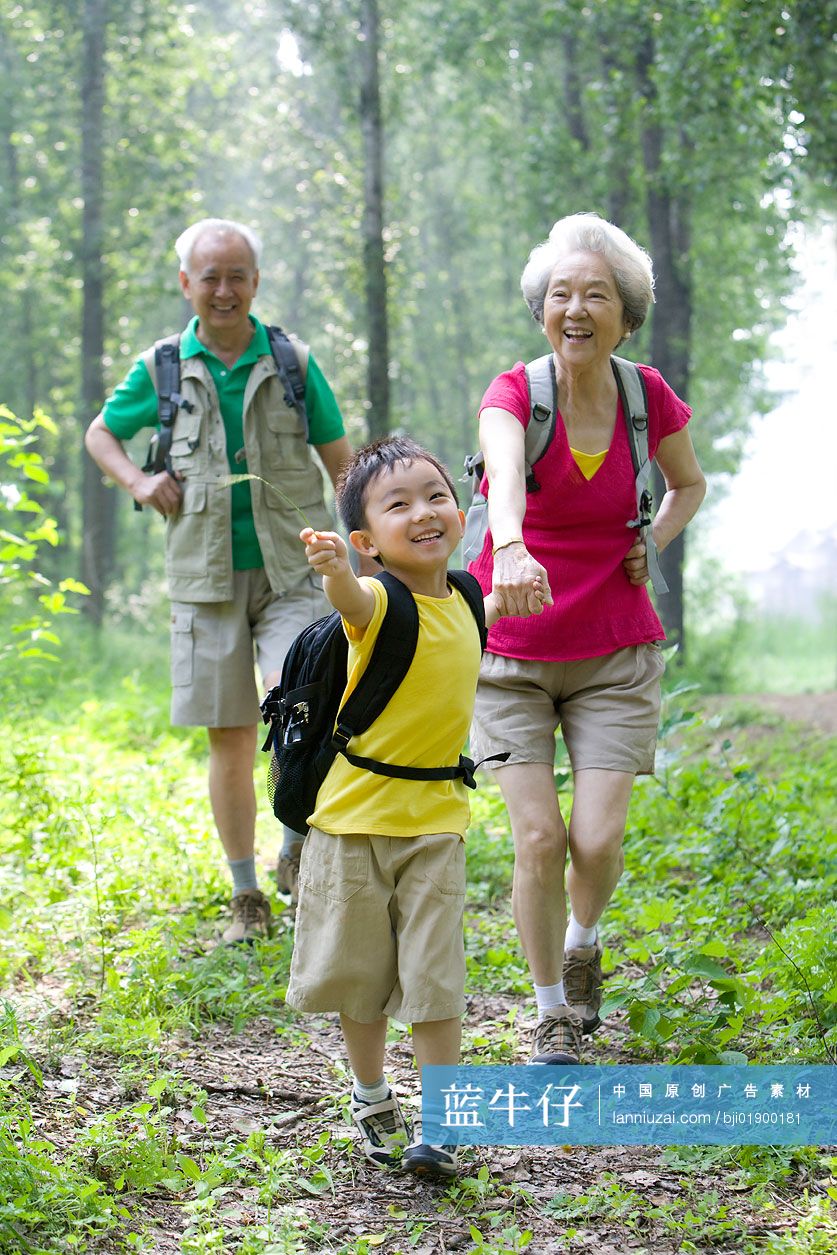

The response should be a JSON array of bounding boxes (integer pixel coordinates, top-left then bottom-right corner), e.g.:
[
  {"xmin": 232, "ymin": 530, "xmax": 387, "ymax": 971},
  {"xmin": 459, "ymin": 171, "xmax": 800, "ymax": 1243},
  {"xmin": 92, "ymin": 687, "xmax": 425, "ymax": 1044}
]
[{"xmin": 470, "ymin": 361, "xmax": 691, "ymax": 662}]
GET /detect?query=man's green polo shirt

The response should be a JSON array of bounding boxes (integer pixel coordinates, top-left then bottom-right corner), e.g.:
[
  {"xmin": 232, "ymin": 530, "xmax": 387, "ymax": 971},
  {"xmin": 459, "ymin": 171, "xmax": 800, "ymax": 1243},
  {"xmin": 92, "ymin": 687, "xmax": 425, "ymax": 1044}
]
[{"xmin": 102, "ymin": 316, "xmax": 345, "ymax": 569}]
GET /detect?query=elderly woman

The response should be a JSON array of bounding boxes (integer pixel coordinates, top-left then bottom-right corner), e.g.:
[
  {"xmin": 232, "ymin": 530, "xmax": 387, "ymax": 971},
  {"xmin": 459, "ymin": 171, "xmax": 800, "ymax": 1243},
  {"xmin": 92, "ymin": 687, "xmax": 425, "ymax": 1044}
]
[{"xmin": 469, "ymin": 213, "xmax": 705, "ymax": 1065}]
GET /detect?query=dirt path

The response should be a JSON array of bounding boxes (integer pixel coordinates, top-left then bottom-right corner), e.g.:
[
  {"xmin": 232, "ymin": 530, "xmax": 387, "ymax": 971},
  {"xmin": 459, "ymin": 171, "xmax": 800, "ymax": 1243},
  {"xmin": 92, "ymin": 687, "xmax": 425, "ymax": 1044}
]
[
  {"xmin": 17, "ymin": 694, "xmax": 835, "ymax": 1252},
  {"xmin": 707, "ymin": 691, "xmax": 837, "ymax": 736},
  {"xmin": 39, "ymin": 997, "xmax": 816, "ymax": 1254}
]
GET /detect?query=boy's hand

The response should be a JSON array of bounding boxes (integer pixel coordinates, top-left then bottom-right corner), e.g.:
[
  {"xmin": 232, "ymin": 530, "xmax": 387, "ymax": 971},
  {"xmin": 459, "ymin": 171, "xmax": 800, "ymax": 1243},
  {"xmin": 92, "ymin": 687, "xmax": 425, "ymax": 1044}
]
[{"xmin": 300, "ymin": 527, "xmax": 351, "ymax": 577}]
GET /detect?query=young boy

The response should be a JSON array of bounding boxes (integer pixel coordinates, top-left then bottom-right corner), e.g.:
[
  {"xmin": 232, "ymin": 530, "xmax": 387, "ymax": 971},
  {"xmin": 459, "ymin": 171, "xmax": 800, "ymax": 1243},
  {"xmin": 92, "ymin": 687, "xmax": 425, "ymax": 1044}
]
[{"xmin": 285, "ymin": 435, "xmax": 545, "ymax": 1177}]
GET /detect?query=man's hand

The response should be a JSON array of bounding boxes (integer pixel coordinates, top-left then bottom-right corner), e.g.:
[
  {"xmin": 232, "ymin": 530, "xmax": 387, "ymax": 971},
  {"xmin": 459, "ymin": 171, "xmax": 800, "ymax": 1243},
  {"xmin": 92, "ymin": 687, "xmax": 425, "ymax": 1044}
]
[
  {"xmin": 300, "ymin": 527, "xmax": 352, "ymax": 578},
  {"xmin": 132, "ymin": 470, "xmax": 184, "ymax": 517}
]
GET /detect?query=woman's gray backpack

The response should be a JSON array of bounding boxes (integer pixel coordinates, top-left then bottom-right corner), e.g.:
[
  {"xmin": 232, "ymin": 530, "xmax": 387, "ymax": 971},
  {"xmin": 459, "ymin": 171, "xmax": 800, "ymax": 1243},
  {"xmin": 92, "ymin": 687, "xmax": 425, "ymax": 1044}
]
[{"xmin": 462, "ymin": 354, "xmax": 668, "ymax": 595}]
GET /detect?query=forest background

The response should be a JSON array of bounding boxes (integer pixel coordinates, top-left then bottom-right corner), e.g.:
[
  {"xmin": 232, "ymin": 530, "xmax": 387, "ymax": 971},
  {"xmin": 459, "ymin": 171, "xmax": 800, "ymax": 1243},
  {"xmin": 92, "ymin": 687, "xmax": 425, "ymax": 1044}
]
[
  {"xmin": 1, "ymin": 0, "xmax": 834, "ymax": 662},
  {"xmin": 1, "ymin": 1, "xmax": 836, "ymax": 1253}
]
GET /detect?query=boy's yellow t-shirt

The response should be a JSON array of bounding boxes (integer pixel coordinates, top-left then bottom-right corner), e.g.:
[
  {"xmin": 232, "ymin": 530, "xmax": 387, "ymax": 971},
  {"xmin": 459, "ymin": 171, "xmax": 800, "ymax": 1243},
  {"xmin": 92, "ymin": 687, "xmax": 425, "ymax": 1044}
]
[{"xmin": 307, "ymin": 577, "xmax": 482, "ymax": 838}]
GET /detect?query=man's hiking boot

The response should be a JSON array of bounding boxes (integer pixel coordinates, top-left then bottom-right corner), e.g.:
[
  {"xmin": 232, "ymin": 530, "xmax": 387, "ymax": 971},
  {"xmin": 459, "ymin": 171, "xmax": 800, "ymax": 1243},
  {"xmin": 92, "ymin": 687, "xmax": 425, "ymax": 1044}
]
[
  {"xmin": 276, "ymin": 853, "xmax": 301, "ymax": 905},
  {"xmin": 531, "ymin": 1006, "xmax": 583, "ymax": 1065},
  {"xmin": 404, "ymin": 1134, "xmax": 459, "ymax": 1178},
  {"xmin": 222, "ymin": 889, "xmax": 272, "ymax": 944},
  {"xmin": 350, "ymin": 1090, "xmax": 410, "ymax": 1167},
  {"xmin": 563, "ymin": 940, "xmax": 604, "ymax": 1034}
]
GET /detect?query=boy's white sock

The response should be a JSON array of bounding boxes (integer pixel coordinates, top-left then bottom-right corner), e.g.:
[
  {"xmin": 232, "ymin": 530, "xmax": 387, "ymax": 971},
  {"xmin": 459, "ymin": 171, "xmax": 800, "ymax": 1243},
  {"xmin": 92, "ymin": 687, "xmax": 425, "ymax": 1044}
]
[
  {"xmin": 353, "ymin": 1075, "xmax": 390, "ymax": 1104},
  {"xmin": 534, "ymin": 981, "xmax": 567, "ymax": 1021},
  {"xmin": 565, "ymin": 913, "xmax": 598, "ymax": 950}
]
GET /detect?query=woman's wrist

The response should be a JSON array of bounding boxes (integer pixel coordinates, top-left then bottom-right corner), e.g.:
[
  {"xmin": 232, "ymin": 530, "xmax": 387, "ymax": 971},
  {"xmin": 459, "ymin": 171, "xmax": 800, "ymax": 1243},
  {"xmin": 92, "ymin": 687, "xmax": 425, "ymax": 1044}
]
[{"xmin": 492, "ymin": 537, "xmax": 525, "ymax": 556}]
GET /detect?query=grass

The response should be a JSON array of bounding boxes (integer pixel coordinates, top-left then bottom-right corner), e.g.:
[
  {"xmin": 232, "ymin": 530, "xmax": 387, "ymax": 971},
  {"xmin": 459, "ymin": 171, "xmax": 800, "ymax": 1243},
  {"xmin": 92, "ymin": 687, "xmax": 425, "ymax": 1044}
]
[{"xmin": 0, "ymin": 621, "xmax": 835, "ymax": 1251}]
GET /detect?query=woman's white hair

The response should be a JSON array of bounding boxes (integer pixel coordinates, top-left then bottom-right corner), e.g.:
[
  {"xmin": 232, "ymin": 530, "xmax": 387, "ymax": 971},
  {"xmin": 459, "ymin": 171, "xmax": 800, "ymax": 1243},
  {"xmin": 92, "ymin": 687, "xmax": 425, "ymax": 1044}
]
[
  {"xmin": 175, "ymin": 218, "xmax": 263, "ymax": 273},
  {"xmin": 520, "ymin": 212, "xmax": 654, "ymax": 334}
]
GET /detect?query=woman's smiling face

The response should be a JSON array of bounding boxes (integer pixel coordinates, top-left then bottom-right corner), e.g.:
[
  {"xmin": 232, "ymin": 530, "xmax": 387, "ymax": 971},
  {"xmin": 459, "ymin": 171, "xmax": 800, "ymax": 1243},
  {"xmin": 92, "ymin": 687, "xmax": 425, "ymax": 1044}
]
[{"xmin": 543, "ymin": 250, "xmax": 628, "ymax": 372}]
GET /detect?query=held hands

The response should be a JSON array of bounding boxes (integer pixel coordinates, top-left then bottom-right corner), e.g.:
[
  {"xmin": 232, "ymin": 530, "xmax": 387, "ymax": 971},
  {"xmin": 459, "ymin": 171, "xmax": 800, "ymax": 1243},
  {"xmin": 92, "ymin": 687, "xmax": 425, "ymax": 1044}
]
[
  {"xmin": 300, "ymin": 527, "xmax": 351, "ymax": 577},
  {"xmin": 492, "ymin": 542, "xmax": 553, "ymax": 618},
  {"xmin": 623, "ymin": 538, "xmax": 650, "ymax": 586}
]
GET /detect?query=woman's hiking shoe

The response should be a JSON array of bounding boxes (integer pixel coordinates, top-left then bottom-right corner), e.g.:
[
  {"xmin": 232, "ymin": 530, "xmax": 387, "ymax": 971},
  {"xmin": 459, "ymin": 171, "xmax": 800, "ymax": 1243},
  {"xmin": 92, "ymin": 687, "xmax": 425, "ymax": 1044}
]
[
  {"xmin": 350, "ymin": 1090, "xmax": 410, "ymax": 1167},
  {"xmin": 563, "ymin": 940, "xmax": 604, "ymax": 1034},
  {"xmin": 530, "ymin": 1006, "xmax": 583, "ymax": 1065},
  {"xmin": 222, "ymin": 889, "xmax": 272, "ymax": 944},
  {"xmin": 276, "ymin": 853, "xmax": 301, "ymax": 904},
  {"xmin": 404, "ymin": 1137, "xmax": 459, "ymax": 1178}
]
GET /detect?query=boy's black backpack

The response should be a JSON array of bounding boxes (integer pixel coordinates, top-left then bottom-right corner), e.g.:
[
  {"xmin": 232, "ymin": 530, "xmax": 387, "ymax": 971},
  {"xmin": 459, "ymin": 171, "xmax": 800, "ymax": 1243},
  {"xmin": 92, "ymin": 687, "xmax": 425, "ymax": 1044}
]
[{"xmin": 260, "ymin": 569, "xmax": 500, "ymax": 835}]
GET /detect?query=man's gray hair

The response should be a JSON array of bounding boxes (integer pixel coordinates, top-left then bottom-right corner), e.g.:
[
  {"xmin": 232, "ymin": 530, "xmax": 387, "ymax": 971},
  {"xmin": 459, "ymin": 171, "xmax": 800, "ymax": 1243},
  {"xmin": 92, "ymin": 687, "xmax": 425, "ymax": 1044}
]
[
  {"xmin": 521, "ymin": 212, "xmax": 654, "ymax": 335},
  {"xmin": 175, "ymin": 218, "xmax": 263, "ymax": 273}
]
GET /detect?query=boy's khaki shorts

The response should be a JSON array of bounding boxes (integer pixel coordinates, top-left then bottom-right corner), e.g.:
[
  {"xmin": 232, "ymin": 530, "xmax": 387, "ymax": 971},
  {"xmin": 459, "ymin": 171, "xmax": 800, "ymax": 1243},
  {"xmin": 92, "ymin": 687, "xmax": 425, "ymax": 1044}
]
[
  {"xmin": 169, "ymin": 570, "xmax": 327, "ymax": 727},
  {"xmin": 286, "ymin": 827, "xmax": 466, "ymax": 1024},
  {"xmin": 471, "ymin": 644, "xmax": 665, "ymax": 775}
]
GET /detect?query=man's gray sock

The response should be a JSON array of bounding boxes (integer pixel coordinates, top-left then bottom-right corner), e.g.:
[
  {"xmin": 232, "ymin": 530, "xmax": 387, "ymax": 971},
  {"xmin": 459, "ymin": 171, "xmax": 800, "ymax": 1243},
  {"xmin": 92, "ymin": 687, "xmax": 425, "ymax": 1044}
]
[
  {"xmin": 228, "ymin": 856, "xmax": 259, "ymax": 896},
  {"xmin": 281, "ymin": 826, "xmax": 306, "ymax": 860}
]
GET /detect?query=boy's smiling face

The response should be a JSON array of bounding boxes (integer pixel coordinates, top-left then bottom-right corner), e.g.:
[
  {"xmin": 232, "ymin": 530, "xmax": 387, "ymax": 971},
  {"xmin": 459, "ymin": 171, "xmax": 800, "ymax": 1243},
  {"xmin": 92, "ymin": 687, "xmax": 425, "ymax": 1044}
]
[{"xmin": 350, "ymin": 457, "xmax": 465, "ymax": 588}]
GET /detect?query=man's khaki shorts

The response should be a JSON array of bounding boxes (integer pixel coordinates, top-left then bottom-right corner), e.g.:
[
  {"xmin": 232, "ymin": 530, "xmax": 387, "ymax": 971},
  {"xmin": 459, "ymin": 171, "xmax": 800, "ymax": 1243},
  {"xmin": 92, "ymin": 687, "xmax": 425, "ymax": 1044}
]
[
  {"xmin": 286, "ymin": 827, "xmax": 466, "ymax": 1024},
  {"xmin": 471, "ymin": 644, "xmax": 665, "ymax": 776},
  {"xmin": 169, "ymin": 569, "xmax": 328, "ymax": 727}
]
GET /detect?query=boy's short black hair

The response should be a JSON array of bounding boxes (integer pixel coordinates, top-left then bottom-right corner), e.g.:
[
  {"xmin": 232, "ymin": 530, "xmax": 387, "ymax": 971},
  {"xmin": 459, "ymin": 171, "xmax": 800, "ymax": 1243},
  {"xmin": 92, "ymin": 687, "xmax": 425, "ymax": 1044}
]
[{"xmin": 337, "ymin": 435, "xmax": 459, "ymax": 534}]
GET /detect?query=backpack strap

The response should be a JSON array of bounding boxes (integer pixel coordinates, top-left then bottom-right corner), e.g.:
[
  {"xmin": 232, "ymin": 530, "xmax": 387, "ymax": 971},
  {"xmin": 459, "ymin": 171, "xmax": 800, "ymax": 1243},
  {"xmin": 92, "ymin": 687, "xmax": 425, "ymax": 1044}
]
[
  {"xmin": 266, "ymin": 324, "xmax": 309, "ymax": 442},
  {"xmin": 446, "ymin": 569, "xmax": 488, "ymax": 652},
  {"xmin": 522, "ymin": 353, "xmax": 558, "ymax": 492},
  {"xmin": 611, "ymin": 356, "xmax": 669, "ymax": 595},
  {"xmin": 330, "ymin": 571, "xmax": 419, "ymax": 752},
  {"xmin": 333, "ymin": 570, "xmax": 507, "ymax": 787},
  {"xmin": 134, "ymin": 333, "xmax": 190, "ymax": 511},
  {"xmin": 463, "ymin": 354, "xmax": 557, "ymax": 494}
]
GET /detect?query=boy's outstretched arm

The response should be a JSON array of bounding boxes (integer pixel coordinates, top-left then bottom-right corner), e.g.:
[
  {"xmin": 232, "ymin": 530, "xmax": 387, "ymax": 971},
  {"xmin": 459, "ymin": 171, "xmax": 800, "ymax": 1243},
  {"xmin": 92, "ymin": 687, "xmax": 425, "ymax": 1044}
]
[
  {"xmin": 300, "ymin": 528, "xmax": 376, "ymax": 629},
  {"xmin": 483, "ymin": 575, "xmax": 549, "ymax": 629}
]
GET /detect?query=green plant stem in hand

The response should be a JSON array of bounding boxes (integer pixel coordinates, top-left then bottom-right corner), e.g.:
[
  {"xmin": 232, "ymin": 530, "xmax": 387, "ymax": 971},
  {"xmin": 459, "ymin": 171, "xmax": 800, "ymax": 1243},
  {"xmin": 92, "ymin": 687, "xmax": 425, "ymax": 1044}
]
[{"xmin": 219, "ymin": 473, "xmax": 314, "ymax": 530}]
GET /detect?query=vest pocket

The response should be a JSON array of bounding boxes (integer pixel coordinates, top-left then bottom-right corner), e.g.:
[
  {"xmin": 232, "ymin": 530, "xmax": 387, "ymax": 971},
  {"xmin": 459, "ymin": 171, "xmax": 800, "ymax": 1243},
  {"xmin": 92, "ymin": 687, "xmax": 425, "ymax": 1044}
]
[
  {"xmin": 169, "ymin": 408, "xmax": 204, "ymax": 471},
  {"xmin": 170, "ymin": 608, "xmax": 195, "ymax": 686},
  {"xmin": 166, "ymin": 482, "xmax": 209, "ymax": 577}
]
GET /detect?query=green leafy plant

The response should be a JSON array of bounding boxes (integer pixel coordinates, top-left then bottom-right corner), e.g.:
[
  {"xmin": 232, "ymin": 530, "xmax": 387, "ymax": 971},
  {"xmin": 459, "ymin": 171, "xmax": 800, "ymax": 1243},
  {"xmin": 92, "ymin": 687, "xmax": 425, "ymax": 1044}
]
[{"xmin": 0, "ymin": 407, "xmax": 88, "ymax": 673}]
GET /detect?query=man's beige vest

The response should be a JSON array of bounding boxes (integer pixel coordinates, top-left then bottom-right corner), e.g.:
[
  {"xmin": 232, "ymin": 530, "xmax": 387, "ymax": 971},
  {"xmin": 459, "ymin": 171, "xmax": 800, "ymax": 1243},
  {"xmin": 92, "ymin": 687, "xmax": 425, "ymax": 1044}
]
[{"xmin": 141, "ymin": 337, "xmax": 335, "ymax": 602}]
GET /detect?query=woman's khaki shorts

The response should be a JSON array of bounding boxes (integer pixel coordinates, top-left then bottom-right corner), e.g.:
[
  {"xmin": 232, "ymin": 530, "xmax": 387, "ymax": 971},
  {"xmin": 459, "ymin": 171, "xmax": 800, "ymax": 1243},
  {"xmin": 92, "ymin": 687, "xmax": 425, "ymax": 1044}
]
[
  {"xmin": 169, "ymin": 570, "xmax": 327, "ymax": 727},
  {"xmin": 471, "ymin": 644, "xmax": 665, "ymax": 775},
  {"xmin": 286, "ymin": 827, "xmax": 466, "ymax": 1024}
]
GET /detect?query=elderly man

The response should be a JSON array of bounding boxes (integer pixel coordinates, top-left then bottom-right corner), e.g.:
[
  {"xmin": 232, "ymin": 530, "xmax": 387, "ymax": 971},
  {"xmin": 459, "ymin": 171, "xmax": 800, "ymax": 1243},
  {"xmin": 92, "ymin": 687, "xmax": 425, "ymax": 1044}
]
[{"xmin": 85, "ymin": 217, "xmax": 353, "ymax": 942}]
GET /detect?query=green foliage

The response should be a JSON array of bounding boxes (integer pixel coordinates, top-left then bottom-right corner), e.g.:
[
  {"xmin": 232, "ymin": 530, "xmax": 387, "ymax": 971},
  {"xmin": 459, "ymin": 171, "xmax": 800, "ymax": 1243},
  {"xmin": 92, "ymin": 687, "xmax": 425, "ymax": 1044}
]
[
  {"xmin": 1, "ymin": 620, "xmax": 835, "ymax": 1248},
  {"xmin": 0, "ymin": 408, "xmax": 88, "ymax": 676},
  {"xmin": 3, "ymin": 0, "xmax": 832, "ymax": 609}
]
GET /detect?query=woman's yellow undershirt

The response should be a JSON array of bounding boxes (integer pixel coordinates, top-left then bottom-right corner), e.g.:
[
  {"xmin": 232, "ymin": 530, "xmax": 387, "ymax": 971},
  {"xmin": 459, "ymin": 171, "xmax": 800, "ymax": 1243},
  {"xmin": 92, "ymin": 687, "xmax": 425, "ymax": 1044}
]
[{"xmin": 570, "ymin": 447, "xmax": 608, "ymax": 479}]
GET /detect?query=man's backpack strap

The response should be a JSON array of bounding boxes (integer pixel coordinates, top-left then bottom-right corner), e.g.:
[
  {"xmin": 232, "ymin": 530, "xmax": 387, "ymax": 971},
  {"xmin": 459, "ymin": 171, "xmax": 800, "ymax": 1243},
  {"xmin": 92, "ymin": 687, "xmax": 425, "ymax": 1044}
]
[
  {"xmin": 522, "ymin": 354, "xmax": 558, "ymax": 493},
  {"xmin": 134, "ymin": 333, "xmax": 189, "ymax": 511},
  {"xmin": 611, "ymin": 356, "xmax": 669, "ymax": 595},
  {"xmin": 266, "ymin": 324, "xmax": 309, "ymax": 442}
]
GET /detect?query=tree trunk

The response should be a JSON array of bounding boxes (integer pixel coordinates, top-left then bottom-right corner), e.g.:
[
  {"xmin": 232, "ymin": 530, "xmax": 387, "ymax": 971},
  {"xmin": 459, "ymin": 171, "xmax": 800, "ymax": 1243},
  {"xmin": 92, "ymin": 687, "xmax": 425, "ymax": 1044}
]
[
  {"xmin": 637, "ymin": 38, "xmax": 692, "ymax": 655},
  {"xmin": 358, "ymin": 0, "xmax": 390, "ymax": 438},
  {"xmin": 80, "ymin": 0, "xmax": 114, "ymax": 625},
  {"xmin": 0, "ymin": 27, "xmax": 38, "ymax": 422}
]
